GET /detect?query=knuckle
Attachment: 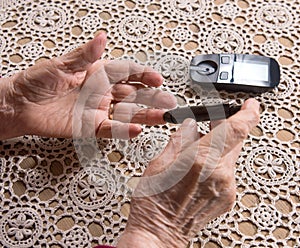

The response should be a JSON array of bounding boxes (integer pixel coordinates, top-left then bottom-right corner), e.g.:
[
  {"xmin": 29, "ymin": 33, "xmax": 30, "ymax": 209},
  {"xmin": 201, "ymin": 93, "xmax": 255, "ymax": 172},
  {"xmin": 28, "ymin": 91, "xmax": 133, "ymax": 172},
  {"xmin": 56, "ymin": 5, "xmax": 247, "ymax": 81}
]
[
  {"xmin": 217, "ymin": 174, "xmax": 234, "ymax": 192},
  {"xmin": 219, "ymin": 174, "xmax": 236, "ymax": 206},
  {"xmin": 75, "ymin": 47, "xmax": 89, "ymax": 63},
  {"xmin": 227, "ymin": 119, "xmax": 250, "ymax": 141},
  {"xmin": 223, "ymin": 190, "xmax": 236, "ymax": 211},
  {"xmin": 222, "ymin": 185, "xmax": 236, "ymax": 202}
]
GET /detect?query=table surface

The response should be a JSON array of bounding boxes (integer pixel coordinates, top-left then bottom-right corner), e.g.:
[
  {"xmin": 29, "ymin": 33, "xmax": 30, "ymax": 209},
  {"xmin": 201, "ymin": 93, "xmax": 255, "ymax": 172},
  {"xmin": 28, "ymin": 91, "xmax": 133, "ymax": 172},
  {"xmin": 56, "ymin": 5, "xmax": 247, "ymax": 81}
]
[{"xmin": 0, "ymin": 0, "xmax": 299, "ymax": 247}]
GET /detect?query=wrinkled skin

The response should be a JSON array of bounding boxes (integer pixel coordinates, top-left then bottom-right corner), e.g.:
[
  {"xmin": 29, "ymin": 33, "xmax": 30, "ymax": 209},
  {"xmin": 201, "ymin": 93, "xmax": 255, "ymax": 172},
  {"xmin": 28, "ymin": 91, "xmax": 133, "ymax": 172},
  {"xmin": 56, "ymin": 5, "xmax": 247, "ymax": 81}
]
[
  {"xmin": 0, "ymin": 32, "xmax": 261, "ymax": 248},
  {"xmin": 0, "ymin": 33, "xmax": 177, "ymax": 140},
  {"xmin": 118, "ymin": 99, "xmax": 260, "ymax": 248}
]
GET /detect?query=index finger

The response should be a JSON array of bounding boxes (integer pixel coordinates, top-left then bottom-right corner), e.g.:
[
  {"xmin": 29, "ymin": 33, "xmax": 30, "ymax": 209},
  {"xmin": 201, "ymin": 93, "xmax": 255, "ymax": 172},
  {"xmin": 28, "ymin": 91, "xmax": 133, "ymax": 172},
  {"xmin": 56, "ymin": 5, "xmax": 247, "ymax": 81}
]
[{"xmin": 103, "ymin": 60, "xmax": 163, "ymax": 87}]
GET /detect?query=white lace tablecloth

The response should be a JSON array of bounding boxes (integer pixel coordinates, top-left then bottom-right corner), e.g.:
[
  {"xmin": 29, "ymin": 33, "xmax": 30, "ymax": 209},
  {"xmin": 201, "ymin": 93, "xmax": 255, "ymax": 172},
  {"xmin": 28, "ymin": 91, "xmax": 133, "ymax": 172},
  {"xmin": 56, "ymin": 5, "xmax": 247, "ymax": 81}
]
[{"xmin": 0, "ymin": 0, "xmax": 299, "ymax": 247}]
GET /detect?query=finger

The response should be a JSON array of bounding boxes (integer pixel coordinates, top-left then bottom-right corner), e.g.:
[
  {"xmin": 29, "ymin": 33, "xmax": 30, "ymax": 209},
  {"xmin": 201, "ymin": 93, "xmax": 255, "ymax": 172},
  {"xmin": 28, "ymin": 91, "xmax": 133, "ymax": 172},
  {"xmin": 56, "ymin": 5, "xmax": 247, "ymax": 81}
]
[
  {"xmin": 111, "ymin": 84, "xmax": 177, "ymax": 109},
  {"xmin": 135, "ymin": 120, "xmax": 201, "ymax": 197},
  {"xmin": 210, "ymin": 120, "xmax": 224, "ymax": 130},
  {"xmin": 161, "ymin": 118, "xmax": 200, "ymax": 155},
  {"xmin": 228, "ymin": 98, "xmax": 260, "ymax": 129},
  {"xmin": 96, "ymin": 119, "xmax": 142, "ymax": 139},
  {"xmin": 145, "ymin": 118, "xmax": 200, "ymax": 176},
  {"xmin": 200, "ymin": 98, "xmax": 260, "ymax": 157},
  {"xmin": 188, "ymin": 100, "xmax": 259, "ymax": 184},
  {"xmin": 60, "ymin": 32, "xmax": 107, "ymax": 72},
  {"xmin": 113, "ymin": 103, "xmax": 166, "ymax": 125},
  {"xmin": 132, "ymin": 109, "xmax": 166, "ymax": 125},
  {"xmin": 104, "ymin": 60, "xmax": 164, "ymax": 87}
]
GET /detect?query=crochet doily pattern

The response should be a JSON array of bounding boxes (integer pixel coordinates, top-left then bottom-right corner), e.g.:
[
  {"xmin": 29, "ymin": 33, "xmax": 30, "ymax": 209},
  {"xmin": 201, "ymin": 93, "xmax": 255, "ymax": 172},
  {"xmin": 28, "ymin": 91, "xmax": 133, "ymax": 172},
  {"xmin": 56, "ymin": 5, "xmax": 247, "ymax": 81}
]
[{"xmin": 0, "ymin": 0, "xmax": 299, "ymax": 247}]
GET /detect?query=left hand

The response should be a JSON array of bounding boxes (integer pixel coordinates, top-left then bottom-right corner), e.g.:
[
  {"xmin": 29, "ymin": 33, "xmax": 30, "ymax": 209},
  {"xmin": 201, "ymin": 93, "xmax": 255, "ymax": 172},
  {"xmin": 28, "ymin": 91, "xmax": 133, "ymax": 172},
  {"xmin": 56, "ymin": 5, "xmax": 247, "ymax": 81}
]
[{"xmin": 1, "ymin": 33, "xmax": 177, "ymax": 139}]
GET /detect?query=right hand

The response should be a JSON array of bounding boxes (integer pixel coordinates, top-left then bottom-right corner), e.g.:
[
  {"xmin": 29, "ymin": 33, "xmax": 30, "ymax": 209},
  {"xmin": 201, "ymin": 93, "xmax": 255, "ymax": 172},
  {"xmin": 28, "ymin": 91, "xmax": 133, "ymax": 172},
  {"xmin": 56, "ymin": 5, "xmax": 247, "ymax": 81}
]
[{"xmin": 118, "ymin": 98, "xmax": 260, "ymax": 248}]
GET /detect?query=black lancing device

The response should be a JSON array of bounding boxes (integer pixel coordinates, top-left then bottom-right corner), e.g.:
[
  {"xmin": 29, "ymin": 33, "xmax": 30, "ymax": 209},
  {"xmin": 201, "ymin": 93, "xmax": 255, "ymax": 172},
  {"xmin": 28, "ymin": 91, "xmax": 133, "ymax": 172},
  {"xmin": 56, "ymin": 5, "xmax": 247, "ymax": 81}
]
[{"xmin": 163, "ymin": 103, "xmax": 241, "ymax": 124}]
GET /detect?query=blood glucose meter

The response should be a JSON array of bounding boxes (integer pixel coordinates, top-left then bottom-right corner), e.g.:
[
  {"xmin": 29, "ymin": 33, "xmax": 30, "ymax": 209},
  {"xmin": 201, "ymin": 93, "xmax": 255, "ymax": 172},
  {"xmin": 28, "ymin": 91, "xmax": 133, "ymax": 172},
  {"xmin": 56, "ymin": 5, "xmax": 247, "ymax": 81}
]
[{"xmin": 190, "ymin": 54, "xmax": 280, "ymax": 93}]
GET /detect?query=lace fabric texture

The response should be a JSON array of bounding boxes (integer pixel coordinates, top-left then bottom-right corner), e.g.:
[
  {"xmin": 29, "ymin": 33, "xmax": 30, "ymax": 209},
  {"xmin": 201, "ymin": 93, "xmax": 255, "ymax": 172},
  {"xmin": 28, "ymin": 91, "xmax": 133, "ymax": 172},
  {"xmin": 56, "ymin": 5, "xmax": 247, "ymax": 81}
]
[{"xmin": 0, "ymin": 0, "xmax": 299, "ymax": 247}]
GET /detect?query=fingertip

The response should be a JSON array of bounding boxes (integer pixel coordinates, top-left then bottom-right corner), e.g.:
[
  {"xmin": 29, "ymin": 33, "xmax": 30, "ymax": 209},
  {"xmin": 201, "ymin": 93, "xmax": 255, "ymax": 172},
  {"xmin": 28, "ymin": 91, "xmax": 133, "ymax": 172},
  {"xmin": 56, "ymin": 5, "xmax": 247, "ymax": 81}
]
[
  {"xmin": 159, "ymin": 93, "xmax": 177, "ymax": 109},
  {"xmin": 97, "ymin": 120, "xmax": 142, "ymax": 140},
  {"xmin": 151, "ymin": 70, "xmax": 164, "ymax": 86},
  {"xmin": 91, "ymin": 32, "xmax": 107, "ymax": 59},
  {"xmin": 61, "ymin": 32, "xmax": 107, "ymax": 71},
  {"xmin": 95, "ymin": 31, "xmax": 107, "ymax": 40},
  {"xmin": 241, "ymin": 98, "xmax": 260, "ymax": 125},
  {"xmin": 129, "ymin": 124, "xmax": 142, "ymax": 138},
  {"xmin": 182, "ymin": 118, "xmax": 197, "ymax": 128},
  {"xmin": 168, "ymin": 94, "xmax": 178, "ymax": 109},
  {"xmin": 180, "ymin": 118, "xmax": 199, "ymax": 142},
  {"xmin": 153, "ymin": 72, "xmax": 163, "ymax": 85},
  {"xmin": 158, "ymin": 74, "xmax": 164, "ymax": 85},
  {"xmin": 146, "ymin": 73, "xmax": 164, "ymax": 87},
  {"xmin": 142, "ymin": 66, "xmax": 164, "ymax": 87},
  {"xmin": 242, "ymin": 98, "xmax": 260, "ymax": 112}
]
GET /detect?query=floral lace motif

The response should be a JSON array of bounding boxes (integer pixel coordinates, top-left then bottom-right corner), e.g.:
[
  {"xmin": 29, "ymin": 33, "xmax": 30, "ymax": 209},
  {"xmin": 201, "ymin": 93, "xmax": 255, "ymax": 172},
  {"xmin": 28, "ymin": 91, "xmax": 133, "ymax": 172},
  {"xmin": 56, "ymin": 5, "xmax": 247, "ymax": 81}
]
[
  {"xmin": 119, "ymin": 16, "xmax": 154, "ymax": 41},
  {"xmin": 70, "ymin": 166, "xmax": 117, "ymax": 210},
  {"xmin": 207, "ymin": 29, "xmax": 244, "ymax": 53},
  {"xmin": 27, "ymin": 6, "xmax": 67, "ymax": 32},
  {"xmin": 246, "ymin": 146, "xmax": 294, "ymax": 185},
  {"xmin": 20, "ymin": 42, "xmax": 45, "ymax": 60},
  {"xmin": 154, "ymin": 55, "xmax": 190, "ymax": 84},
  {"xmin": 63, "ymin": 226, "xmax": 91, "ymax": 247},
  {"xmin": 252, "ymin": 203, "xmax": 281, "ymax": 230},
  {"xmin": 80, "ymin": 13, "xmax": 103, "ymax": 32},
  {"xmin": 173, "ymin": 27, "xmax": 192, "ymax": 42},
  {"xmin": 257, "ymin": 4, "xmax": 293, "ymax": 29},
  {"xmin": 170, "ymin": 0, "xmax": 206, "ymax": 16},
  {"xmin": 261, "ymin": 41, "xmax": 284, "ymax": 57},
  {"xmin": 219, "ymin": 3, "xmax": 239, "ymax": 18},
  {"xmin": 0, "ymin": 208, "xmax": 42, "ymax": 247}
]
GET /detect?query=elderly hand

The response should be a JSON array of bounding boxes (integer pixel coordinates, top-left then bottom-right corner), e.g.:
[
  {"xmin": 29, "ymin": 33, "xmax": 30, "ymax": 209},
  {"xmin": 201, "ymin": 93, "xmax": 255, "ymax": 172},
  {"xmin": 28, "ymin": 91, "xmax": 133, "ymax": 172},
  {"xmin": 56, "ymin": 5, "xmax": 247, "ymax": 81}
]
[
  {"xmin": 0, "ymin": 33, "xmax": 177, "ymax": 140},
  {"xmin": 118, "ymin": 99, "xmax": 260, "ymax": 248}
]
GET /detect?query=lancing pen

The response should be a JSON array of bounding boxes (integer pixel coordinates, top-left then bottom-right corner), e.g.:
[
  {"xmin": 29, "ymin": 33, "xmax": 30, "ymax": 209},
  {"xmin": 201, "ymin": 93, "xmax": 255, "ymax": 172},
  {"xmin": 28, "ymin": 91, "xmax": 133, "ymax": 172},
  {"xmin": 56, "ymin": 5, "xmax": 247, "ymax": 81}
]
[{"xmin": 163, "ymin": 103, "xmax": 241, "ymax": 124}]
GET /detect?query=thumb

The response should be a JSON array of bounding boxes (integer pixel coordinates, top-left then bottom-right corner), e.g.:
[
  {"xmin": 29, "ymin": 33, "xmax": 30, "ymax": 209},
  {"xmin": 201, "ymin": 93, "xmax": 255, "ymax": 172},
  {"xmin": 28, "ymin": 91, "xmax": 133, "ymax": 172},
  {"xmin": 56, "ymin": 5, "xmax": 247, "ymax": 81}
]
[
  {"xmin": 134, "ymin": 119, "xmax": 200, "ymax": 197},
  {"xmin": 145, "ymin": 118, "xmax": 199, "ymax": 176},
  {"xmin": 59, "ymin": 32, "xmax": 107, "ymax": 72}
]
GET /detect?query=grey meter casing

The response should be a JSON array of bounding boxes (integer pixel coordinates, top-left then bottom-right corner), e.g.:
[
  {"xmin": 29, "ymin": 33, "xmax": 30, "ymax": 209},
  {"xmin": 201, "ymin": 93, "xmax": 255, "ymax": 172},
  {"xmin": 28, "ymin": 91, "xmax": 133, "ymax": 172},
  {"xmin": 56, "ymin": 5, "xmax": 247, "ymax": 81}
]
[{"xmin": 190, "ymin": 54, "xmax": 280, "ymax": 93}]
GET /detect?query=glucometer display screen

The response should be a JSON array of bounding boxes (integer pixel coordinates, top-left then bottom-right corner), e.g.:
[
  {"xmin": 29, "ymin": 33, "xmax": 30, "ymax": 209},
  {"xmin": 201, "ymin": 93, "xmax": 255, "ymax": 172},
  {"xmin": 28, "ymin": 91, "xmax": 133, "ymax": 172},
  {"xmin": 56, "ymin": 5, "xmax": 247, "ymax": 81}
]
[{"xmin": 233, "ymin": 62, "xmax": 269, "ymax": 82}]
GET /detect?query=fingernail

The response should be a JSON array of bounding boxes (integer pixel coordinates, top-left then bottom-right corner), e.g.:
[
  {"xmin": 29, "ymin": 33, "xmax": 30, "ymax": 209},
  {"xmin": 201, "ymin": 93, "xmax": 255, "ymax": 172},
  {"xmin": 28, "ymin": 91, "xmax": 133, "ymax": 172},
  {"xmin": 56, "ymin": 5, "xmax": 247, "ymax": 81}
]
[{"xmin": 183, "ymin": 118, "xmax": 197, "ymax": 127}]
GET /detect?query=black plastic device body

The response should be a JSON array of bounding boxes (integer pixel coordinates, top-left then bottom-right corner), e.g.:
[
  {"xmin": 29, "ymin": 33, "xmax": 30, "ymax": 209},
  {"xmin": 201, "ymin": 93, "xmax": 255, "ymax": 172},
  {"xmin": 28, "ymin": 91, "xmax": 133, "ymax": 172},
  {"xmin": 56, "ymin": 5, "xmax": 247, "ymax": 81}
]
[
  {"xmin": 163, "ymin": 103, "xmax": 241, "ymax": 124},
  {"xmin": 189, "ymin": 54, "xmax": 280, "ymax": 93}
]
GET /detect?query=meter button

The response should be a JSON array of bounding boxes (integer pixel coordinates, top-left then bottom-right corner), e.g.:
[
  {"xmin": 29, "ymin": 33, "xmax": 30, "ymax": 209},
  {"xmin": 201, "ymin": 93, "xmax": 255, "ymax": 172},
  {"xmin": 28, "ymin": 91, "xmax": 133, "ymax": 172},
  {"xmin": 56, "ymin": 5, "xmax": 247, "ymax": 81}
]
[
  {"xmin": 221, "ymin": 56, "xmax": 230, "ymax": 64},
  {"xmin": 220, "ymin": 71, "xmax": 228, "ymax": 80}
]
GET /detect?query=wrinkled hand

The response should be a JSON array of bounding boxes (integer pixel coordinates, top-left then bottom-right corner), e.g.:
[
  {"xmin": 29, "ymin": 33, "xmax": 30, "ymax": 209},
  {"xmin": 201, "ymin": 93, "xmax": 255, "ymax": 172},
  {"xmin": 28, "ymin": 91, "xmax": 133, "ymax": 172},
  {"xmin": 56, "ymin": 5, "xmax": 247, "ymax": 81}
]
[
  {"xmin": 118, "ymin": 99, "xmax": 260, "ymax": 248},
  {"xmin": 2, "ymin": 33, "xmax": 176, "ymax": 139}
]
